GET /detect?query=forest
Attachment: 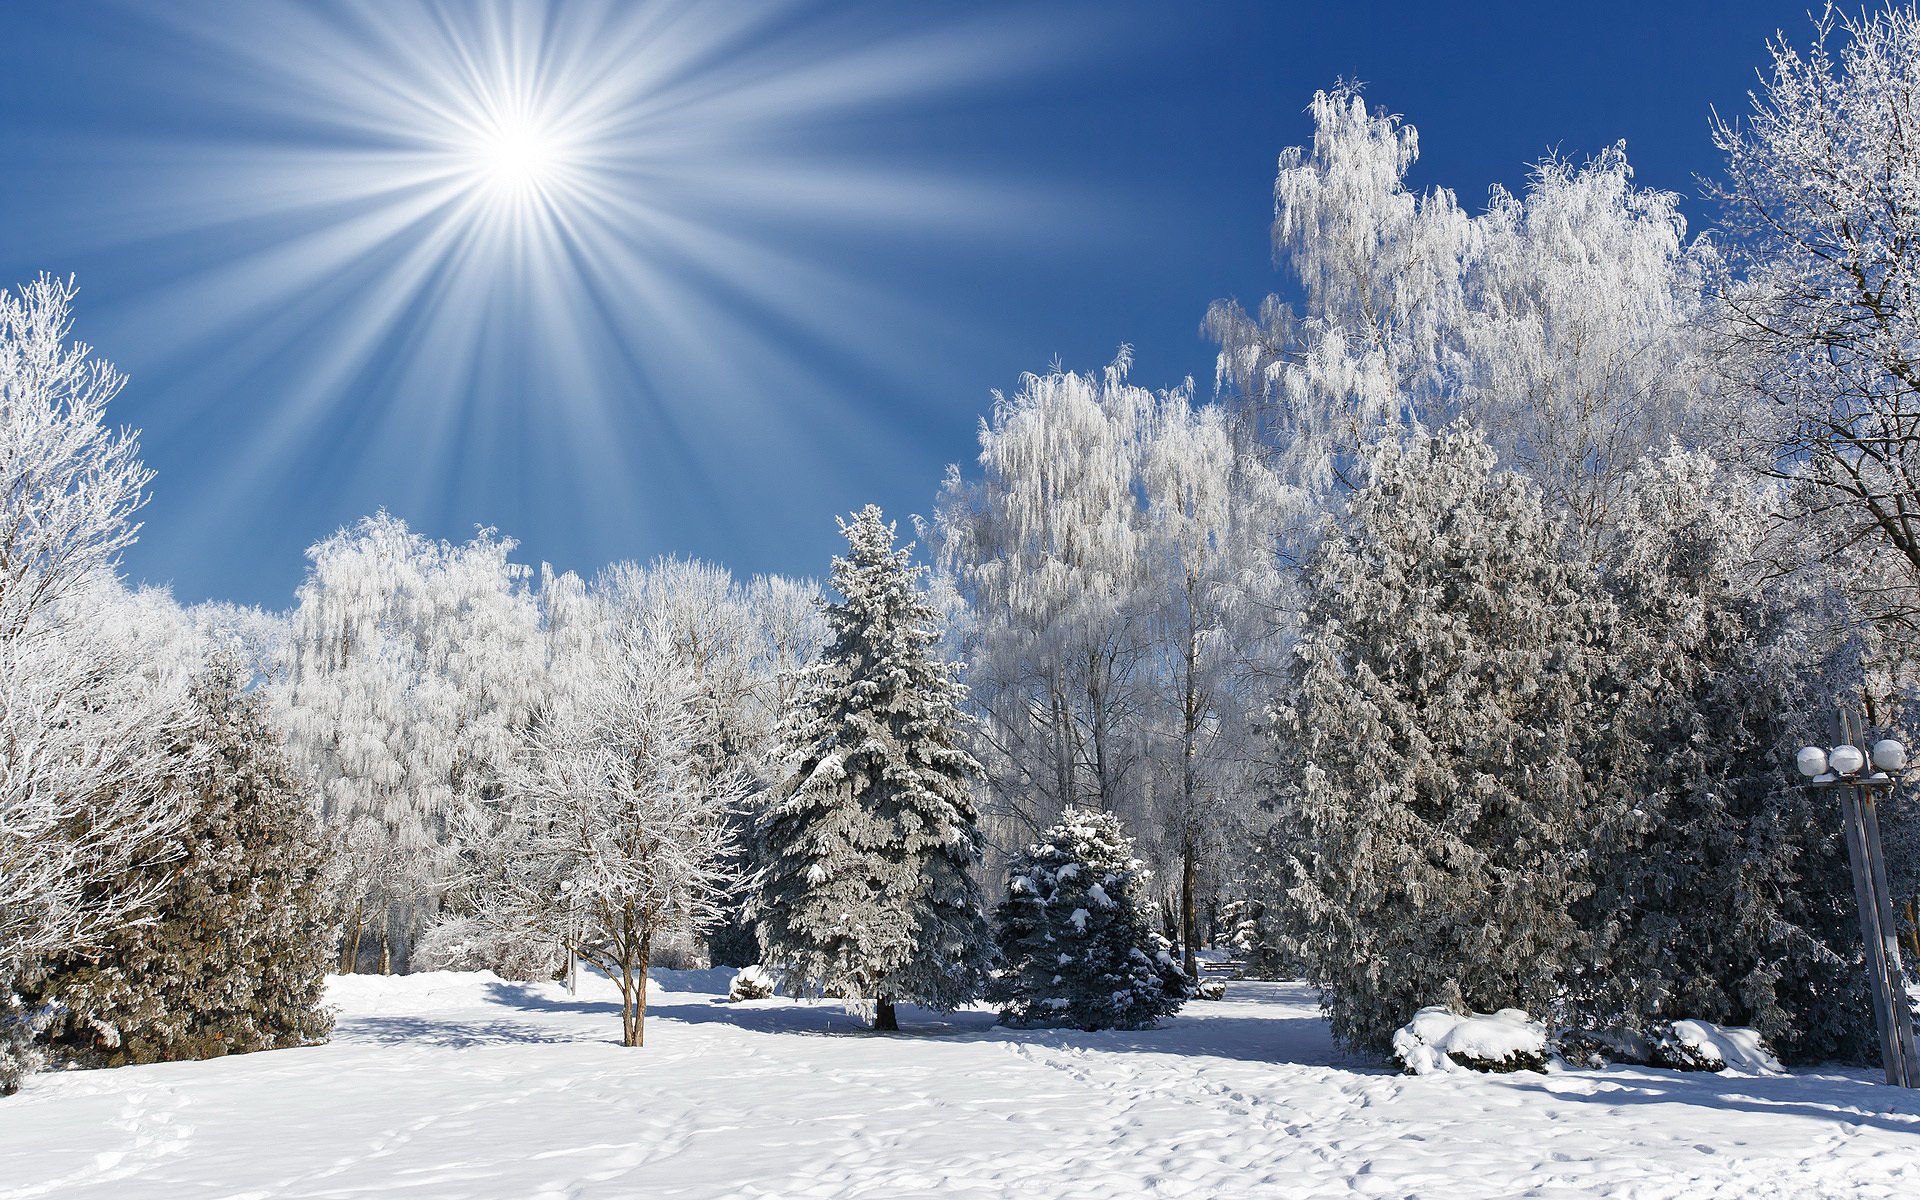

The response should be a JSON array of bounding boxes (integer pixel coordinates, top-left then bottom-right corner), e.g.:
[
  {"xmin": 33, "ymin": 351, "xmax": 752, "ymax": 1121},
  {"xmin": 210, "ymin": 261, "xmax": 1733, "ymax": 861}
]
[{"xmin": 6, "ymin": 4, "xmax": 1920, "ymax": 1105}]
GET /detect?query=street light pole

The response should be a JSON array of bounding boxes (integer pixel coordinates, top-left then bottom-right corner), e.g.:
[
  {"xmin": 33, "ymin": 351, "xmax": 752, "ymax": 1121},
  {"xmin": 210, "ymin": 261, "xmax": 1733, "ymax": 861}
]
[{"xmin": 1796, "ymin": 712, "xmax": 1920, "ymax": 1088}]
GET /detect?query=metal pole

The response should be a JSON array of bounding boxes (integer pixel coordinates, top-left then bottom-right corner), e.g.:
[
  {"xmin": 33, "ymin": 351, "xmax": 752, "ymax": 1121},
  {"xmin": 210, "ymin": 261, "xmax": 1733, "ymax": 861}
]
[
  {"xmin": 1836, "ymin": 709, "xmax": 1919, "ymax": 1087},
  {"xmin": 1856, "ymin": 780, "xmax": 1920, "ymax": 1085}
]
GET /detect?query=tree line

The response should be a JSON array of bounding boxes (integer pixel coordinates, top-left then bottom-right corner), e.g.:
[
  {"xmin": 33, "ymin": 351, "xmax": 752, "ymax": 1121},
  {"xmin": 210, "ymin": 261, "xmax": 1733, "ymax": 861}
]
[{"xmin": 6, "ymin": 4, "xmax": 1920, "ymax": 1087}]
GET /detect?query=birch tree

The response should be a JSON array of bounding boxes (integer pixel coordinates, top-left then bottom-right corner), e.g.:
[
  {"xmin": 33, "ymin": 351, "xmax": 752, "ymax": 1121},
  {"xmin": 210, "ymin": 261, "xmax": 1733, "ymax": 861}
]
[
  {"xmin": 1711, "ymin": 2, "xmax": 1920, "ymax": 631},
  {"xmin": 932, "ymin": 355, "xmax": 1153, "ymax": 839},
  {"xmin": 278, "ymin": 514, "xmax": 544, "ymax": 972}
]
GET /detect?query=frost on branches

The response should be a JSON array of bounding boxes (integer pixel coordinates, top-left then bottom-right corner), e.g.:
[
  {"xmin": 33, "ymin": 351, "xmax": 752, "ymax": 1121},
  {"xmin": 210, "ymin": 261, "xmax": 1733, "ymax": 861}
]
[
  {"xmin": 0, "ymin": 278, "xmax": 176, "ymax": 1093},
  {"xmin": 990, "ymin": 808, "xmax": 1193, "ymax": 1030},
  {"xmin": 19, "ymin": 658, "xmax": 335, "ymax": 1068},
  {"xmin": 1711, "ymin": 3, "xmax": 1920, "ymax": 631},
  {"xmin": 1277, "ymin": 428, "xmax": 1613, "ymax": 1053},
  {"xmin": 752, "ymin": 506, "xmax": 991, "ymax": 1030},
  {"xmin": 458, "ymin": 597, "xmax": 750, "ymax": 1047},
  {"xmin": 277, "ymin": 514, "xmax": 545, "ymax": 974}
]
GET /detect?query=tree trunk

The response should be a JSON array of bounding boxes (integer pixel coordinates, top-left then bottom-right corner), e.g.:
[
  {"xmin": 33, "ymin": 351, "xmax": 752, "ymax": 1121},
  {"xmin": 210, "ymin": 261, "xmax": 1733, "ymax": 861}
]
[
  {"xmin": 378, "ymin": 930, "xmax": 391, "ymax": 976},
  {"xmin": 340, "ymin": 898, "xmax": 363, "ymax": 974},
  {"xmin": 1181, "ymin": 821, "xmax": 1198, "ymax": 980},
  {"xmin": 874, "ymin": 994, "xmax": 898, "ymax": 1031},
  {"xmin": 1180, "ymin": 608, "xmax": 1201, "ymax": 980}
]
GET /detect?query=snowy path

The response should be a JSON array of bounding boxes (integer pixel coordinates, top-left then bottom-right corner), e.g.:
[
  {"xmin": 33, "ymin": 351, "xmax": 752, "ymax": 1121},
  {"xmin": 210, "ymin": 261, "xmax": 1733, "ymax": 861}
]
[{"xmin": 2, "ymin": 971, "xmax": 1916, "ymax": 1199}]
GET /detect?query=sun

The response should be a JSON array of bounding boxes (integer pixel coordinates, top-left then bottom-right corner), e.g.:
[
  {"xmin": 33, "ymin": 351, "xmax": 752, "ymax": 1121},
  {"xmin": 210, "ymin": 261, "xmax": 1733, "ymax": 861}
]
[{"xmin": 470, "ymin": 115, "xmax": 564, "ymax": 198}]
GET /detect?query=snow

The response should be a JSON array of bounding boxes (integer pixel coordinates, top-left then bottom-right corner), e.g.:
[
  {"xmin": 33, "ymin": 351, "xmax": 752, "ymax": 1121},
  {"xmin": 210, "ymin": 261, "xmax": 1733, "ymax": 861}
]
[
  {"xmin": 1392, "ymin": 1006, "xmax": 1548, "ymax": 1075},
  {"xmin": 1666, "ymin": 1020, "xmax": 1785, "ymax": 1075},
  {"xmin": 3, "ymin": 970, "xmax": 1917, "ymax": 1198}
]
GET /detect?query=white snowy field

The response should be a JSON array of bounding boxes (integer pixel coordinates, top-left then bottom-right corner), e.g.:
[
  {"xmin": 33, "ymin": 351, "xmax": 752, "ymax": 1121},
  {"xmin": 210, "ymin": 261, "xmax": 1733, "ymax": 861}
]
[{"xmin": 1, "ymin": 970, "xmax": 1916, "ymax": 1200}]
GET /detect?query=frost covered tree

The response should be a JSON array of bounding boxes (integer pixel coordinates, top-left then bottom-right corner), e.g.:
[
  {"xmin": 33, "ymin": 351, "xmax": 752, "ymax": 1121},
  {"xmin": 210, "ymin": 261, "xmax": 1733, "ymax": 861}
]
[
  {"xmin": 0, "ymin": 278, "xmax": 177, "ymax": 1093},
  {"xmin": 752, "ymin": 506, "xmax": 991, "ymax": 1030},
  {"xmin": 989, "ymin": 808, "xmax": 1192, "ymax": 1030},
  {"xmin": 1711, "ymin": 3, "xmax": 1920, "ymax": 631},
  {"xmin": 278, "ymin": 514, "xmax": 545, "ymax": 973},
  {"xmin": 462, "ymin": 614, "xmax": 749, "ymax": 1047},
  {"xmin": 1578, "ymin": 452, "xmax": 1874, "ymax": 1061},
  {"xmin": 1461, "ymin": 148, "xmax": 1719, "ymax": 537},
  {"xmin": 0, "ymin": 275, "xmax": 152, "ymax": 643},
  {"xmin": 932, "ymin": 356, "xmax": 1154, "ymax": 837},
  {"xmin": 1208, "ymin": 86, "xmax": 1717, "ymax": 539},
  {"xmin": 1137, "ymin": 390, "xmax": 1290, "ymax": 976},
  {"xmin": 19, "ymin": 659, "xmax": 335, "ymax": 1068},
  {"xmin": 1277, "ymin": 428, "xmax": 1615, "ymax": 1053},
  {"xmin": 1205, "ymin": 84, "xmax": 1467, "ymax": 496}
]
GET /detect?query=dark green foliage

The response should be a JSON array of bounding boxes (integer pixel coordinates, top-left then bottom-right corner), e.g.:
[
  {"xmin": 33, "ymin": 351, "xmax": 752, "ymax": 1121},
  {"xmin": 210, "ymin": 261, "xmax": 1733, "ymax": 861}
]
[
  {"xmin": 1576, "ymin": 454, "xmax": 1875, "ymax": 1064},
  {"xmin": 1278, "ymin": 430, "xmax": 1612, "ymax": 1054},
  {"xmin": 21, "ymin": 660, "xmax": 335, "ymax": 1068},
  {"xmin": 991, "ymin": 808, "xmax": 1193, "ymax": 1030}
]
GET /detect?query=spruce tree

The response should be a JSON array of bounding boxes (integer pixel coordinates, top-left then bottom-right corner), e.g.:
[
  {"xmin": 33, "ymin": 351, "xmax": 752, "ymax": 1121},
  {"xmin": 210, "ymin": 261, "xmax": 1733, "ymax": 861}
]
[
  {"xmin": 751, "ymin": 506, "xmax": 991, "ymax": 1030},
  {"xmin": 22, "ymin": 659, "xmax": 335, "ymax": 1067},
  {"xmin": 1277, "ymin": 428, "xmax": 1616, "ymax": 1054},
  {"xmin": 990, "ymin": 808, "xmax": 1193, "ymax": 1029}
]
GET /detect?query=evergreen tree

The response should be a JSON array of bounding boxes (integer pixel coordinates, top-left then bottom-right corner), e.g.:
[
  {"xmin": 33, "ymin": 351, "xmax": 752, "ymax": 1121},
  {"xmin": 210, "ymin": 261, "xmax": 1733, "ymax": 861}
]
[
  {"xmin": 1579, "ymin": 453, "xmax": 1874, "ymax": 1062},
  {"xmin": 1277, "ymin": 428, "xmax": 1616, "ymax": 1053},
  {"xmin": 751, "ymin": 506, "xmax": 991, "ymax": 1030},
  {"xmin": 22, "ymin": 659, "xmax": 335, "ymax": 1067},
  {"xmin": 990, "ymin": 808, "xmax": 1193, "ymax": 1029}
]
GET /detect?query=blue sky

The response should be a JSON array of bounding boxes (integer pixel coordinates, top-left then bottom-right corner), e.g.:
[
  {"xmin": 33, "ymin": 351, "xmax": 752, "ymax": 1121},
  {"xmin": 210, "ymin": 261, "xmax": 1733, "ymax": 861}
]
[{"xmin": 0, "ymin": 0, "xmax": 1816, "ymax": 608}]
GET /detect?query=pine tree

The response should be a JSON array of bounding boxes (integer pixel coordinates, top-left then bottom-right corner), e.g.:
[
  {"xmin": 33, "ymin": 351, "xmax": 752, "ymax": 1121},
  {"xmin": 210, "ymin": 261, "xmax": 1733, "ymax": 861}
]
[
  {"xmin": 1277, "ymin": 428, "xmax": 1616, "ymax": 1053},
  {"xmin": 751, "ymin": 506, "xmax": 991, "ymax": 1030},
  {"xmin": 21, "ymin": 659, "xmax": 335, "ymax": 1067},
  {"xmin": 990, "ymin": 808, "xmax": 1193, "ymax": 1029}
]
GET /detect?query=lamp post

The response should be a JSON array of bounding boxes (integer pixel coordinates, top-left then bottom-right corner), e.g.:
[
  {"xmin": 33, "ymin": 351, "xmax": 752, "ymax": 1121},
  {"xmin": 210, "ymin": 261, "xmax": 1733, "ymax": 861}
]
[
  {"xmin": 1796, "ymin": 712, "xmax": 1920, "ymax": 1087},
  {"xmin": 559, "ymin": 878, "xmax": 579, "ymax": 996}
]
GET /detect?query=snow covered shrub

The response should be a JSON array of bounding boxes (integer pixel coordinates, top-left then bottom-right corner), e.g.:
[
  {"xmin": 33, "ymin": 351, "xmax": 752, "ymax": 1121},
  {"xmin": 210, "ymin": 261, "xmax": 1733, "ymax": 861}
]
[
  {"xmin": 1647, "ymin": 1020, "xmax": 1782, "ymax": 1075},
  {"xmin": 1550, "ymin": 1026, "xmax": 1652, "ymax": 1070},
  {"xmin": 989, "ymin": 808, "xmax": 1194, "ymax": 1030},
  {"xmin": 727, "ymin": 965, "xmax": 775, "ymax": 1002},
  {"xmin": 413, "ymin": 916, "xmax": 564, "ymax": 981},
  {"xmin": 1195, "ymin": 978, "xmax": 1227, "ymax": 1002},
  {"xmin": 1391, "ymin": 1007, "xmax": 1549, "ymax": 1076},
  {"xmin": 751, "ymin": 507, "xmax": 992, "ymax": 1031},
  {"xmin": 1276, "ymin": 429, "xmax": 1614, "ymax": 1054},
  {"xmin": 20, "ymin": 661, "xmax": 335, "ymax": 1068}
]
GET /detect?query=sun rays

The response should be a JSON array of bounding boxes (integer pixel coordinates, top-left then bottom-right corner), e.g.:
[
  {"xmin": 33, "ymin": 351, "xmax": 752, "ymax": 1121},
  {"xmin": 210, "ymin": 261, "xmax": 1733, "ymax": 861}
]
[{"xmin": 73, "ymin": 0, "xmax": 1066, "ymax": 576}]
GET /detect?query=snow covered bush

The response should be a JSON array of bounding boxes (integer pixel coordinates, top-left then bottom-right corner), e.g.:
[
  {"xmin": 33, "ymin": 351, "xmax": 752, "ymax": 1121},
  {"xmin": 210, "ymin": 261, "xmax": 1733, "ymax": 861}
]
[
  {"xmin": 413, "ymin": 916, "xmax": 564, "ymax": 981},
  {"xmin": 727, "ymin": 965, "xmax": 775, "ymax": 1002},
  {"xmin": 1647, "ymin": 1021, "xmax": 1783, "ymax": 1075},
  {"xmin": 0, "ymin": 990, "xmax": 49, "ymax": 1097},
  {"xmin": 19, "ymin": 659, "xmax": 335, "ymax": 1068},
  {"xmin": 751, "ymin": 506, "xmax": 993, "ymax": 1031},
  {"xmin": 1391, "ymin": 1007, "xmax": 1549, "ymax": 1076},
  {"xmin": 1195, "ymin": 978, "xmax": 1227, "ymax": 1002},
  {"xmin": 989, "ymin": 808, "xmax": 1193, "ymax": 1030}
]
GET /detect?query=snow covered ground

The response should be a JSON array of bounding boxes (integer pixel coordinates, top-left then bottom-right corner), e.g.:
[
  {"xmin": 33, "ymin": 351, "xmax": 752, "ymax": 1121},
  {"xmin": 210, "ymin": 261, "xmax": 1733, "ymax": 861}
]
[{"xmin": 2, "ymin": 969, "xmax": 1916, "ymax": 1199}]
